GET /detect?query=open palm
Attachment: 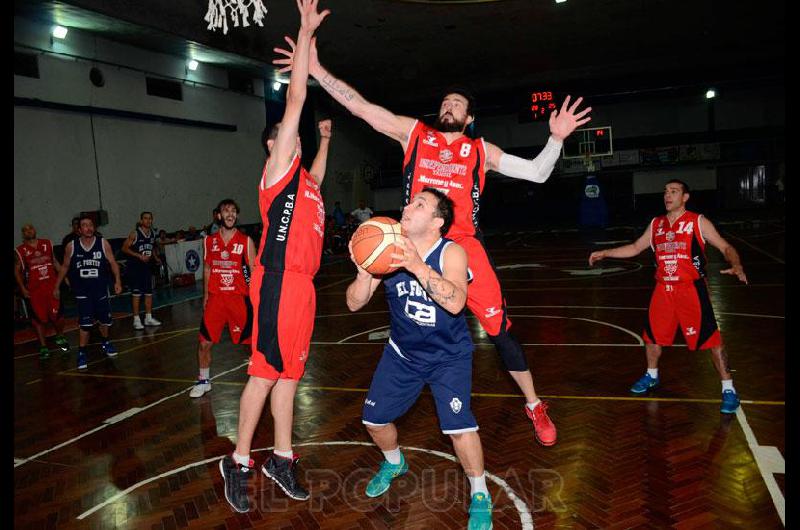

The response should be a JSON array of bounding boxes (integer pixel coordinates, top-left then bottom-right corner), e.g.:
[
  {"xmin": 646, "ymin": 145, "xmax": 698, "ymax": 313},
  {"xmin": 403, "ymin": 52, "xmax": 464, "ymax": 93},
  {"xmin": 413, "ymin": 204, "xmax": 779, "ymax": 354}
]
[{"xmin": 549, "ymin": 95, "xmax": 592, "ymax": 141}]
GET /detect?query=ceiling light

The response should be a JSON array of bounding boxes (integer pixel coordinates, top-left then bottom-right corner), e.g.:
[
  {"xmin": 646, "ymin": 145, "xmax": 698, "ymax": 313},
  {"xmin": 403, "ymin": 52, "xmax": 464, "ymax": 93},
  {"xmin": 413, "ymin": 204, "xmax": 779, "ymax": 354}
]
[
  {"xmin": 187, "ymin": 60, "xmax": 199, "ymax": 71},
  {"xmin": 52, "ymin": 26, "xmax": 68, "ymax": 39},
  {"xmin": 555, "ymin": 0, "xmax": 567, "ymax": 3},
  {"xmin": 705, "ymin": 89, "xmax": 716, "ymax": 99}
]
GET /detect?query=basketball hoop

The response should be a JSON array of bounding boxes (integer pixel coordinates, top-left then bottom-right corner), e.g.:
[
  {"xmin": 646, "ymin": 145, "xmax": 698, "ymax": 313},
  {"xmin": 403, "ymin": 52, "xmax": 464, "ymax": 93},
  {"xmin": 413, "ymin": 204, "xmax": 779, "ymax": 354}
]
[
  {"xmin": 583, "ymin": 152, "xmax": 596, "ymax": 173},
  {"xmin": 205, "ymin": 0, "xmax": 268, "ymax": 34}
]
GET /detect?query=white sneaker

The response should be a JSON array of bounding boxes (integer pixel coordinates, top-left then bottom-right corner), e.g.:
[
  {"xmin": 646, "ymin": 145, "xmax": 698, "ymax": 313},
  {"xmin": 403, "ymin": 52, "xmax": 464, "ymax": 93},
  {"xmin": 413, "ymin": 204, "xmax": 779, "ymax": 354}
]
[
  {"xmin": 133, "ymin": 316, "xmax": 144, "ymax": 330},
  {"xmin": 144, "ymin": 315, "xmax": 162, "ymax": 327},
  {"xmin": 189, "ymin": 379, "xmax": 211, "ymax": 398}
]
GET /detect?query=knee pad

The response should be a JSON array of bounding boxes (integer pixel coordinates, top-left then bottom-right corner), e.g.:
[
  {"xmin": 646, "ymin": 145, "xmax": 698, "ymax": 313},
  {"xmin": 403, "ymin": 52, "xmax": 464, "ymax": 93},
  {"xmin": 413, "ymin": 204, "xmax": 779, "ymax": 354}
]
[{"xmin": 488, "ymin": 329, "xmax": 528, "ymax": 371}]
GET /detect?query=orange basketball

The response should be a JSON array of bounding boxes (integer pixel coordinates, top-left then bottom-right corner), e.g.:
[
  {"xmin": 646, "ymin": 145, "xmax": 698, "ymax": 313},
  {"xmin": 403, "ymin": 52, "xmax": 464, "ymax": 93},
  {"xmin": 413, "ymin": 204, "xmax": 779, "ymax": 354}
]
[{"xmin": 350, "ymin": 216, "xmax": 403, "ymax": 275}]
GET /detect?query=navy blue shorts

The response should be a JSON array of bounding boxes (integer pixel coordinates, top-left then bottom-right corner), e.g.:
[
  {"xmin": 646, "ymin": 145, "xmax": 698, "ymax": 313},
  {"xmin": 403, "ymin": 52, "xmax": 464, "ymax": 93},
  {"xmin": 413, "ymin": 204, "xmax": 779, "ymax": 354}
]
[
  {"xmin": 76, "ymin": 290, "xmax": 113, "ymax": 329},
  {"xmin": 362, "ymin": 345, "xmax": 478, "ymax": 434},
  {"xmin": 129, "ymin": 263, "xmax": 153, "ymax": 296}
]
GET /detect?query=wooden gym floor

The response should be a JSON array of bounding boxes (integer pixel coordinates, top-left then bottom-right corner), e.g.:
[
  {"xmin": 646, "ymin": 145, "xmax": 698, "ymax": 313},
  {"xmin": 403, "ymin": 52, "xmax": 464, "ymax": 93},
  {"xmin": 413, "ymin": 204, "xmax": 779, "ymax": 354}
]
[{"xmin": 14, "ymin": 222, "xmax": 785, "ymax": 529}]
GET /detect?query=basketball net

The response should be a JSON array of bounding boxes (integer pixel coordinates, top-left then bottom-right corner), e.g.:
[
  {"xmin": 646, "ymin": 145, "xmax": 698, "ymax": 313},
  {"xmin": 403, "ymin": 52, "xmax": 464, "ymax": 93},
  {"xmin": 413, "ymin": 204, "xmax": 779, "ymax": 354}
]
[
  {"xmin": 205, "ymin": 0, "xmax": 268, "ymax": 34},
  {"xmin": 583, "ymin": 152, "xmax": 596, "ymax": 173}
]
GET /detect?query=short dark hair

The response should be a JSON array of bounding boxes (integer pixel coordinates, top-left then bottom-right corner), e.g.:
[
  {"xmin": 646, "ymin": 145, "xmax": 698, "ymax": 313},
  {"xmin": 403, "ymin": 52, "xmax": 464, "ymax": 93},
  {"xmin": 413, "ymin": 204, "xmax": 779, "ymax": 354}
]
[
  {"xmin": 666, "ymin": 179, "xmax": 690, "ymax": 194},
  {"xmin": 442, "ymin": 85, "xmax": 476, "ymax": 118},
  {"xmin": 261, "ymin": 123, "xmax": 281, "ymax": 155},
  {"xmin": 78, "ymin": 213, "xmax": 94, "ymax": 225},
  {"xmin": 217, "ymin": 198, "xmax": 240, "ymax": 214},
  {"xmin": 71, "ymin": 217, "xmax": 80, "ymax": 225},
  {"xmin": 140, "ymin": 211, "xmax": 153, "ymax": 219},
  {"xmin": 422, "ymin": 187, "xmax": 454, "ymax": 236}
]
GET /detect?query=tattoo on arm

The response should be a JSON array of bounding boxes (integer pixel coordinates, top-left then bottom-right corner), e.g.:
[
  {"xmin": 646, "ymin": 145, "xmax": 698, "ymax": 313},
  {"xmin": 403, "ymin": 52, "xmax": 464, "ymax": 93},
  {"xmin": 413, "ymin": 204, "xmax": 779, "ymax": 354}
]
[
  {"xmin": 321, "ymin": 74, "xmax": 355, "ymax": 102},
  {"xmin": 424, "ymin": 269, "xmax": 458, "ymax": 307}
]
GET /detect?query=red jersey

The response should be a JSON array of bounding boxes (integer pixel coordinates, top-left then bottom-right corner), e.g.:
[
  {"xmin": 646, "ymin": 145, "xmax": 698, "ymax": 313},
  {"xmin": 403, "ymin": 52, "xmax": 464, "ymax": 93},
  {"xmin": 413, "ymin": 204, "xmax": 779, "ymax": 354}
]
[
  {"xmin": 204, "ymin": 229, "xmax": 251, "ymax": 295},
  {"xmin": 15, "ymin": 239, "xmax": 57, "ymax": 291},
  {"xmin": 649, "ymin": 210, "xmax": 708, "ymax": 284},
  {"xmin": 402, "ymin": 120, "xmax": 488, "ymax": 238},
  {"xmin": 257, "ymin": 154, "xmax": 325, "ymax": 276}
]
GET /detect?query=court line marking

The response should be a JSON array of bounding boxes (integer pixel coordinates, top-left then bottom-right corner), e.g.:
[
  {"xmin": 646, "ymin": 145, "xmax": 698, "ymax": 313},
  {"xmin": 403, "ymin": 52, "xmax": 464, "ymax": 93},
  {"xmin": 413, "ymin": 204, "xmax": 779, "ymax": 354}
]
[
  {"xmin": 736, "ymin": 406, "xmax": 785, "ymax": 526},
  {"xmin": 75, "ymin": 441, "xmax": 533, "ymax": 527},
  {"xmin": 506, "ymin": 305, "xmax": 785, "ymax": 319},
  {"xmin": 50, "ymin": 373, "xmax": 786, "ymax": 406},
  {"xmin": 13, "ymin": 359, "xmax": 249, "ymax": 468},
  {"xmin": 723, "ymin": 231, "xmax": 785, "ymax": 265}
]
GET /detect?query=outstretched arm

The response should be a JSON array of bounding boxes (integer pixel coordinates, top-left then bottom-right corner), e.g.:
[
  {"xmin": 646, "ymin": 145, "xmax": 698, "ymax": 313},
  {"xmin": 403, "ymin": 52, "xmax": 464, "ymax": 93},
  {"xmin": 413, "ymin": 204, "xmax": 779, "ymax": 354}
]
[
  {"xmin": 274, "ymin": 37, "xmax": 416, "ymax": 147},
  {"xmin": 485, "ymin": 95, "xmax": 592, "ymax": 183},
  {"xmin": 309, "ymin": 119, "xmax": 332, "ymax": 185},
  {"xmin": 699, "ymin": 216, "xmax": 748, "ymax": 284},
  {"xmin": 589, "ymin": 225, "xmax": 651, "ymax": 266},
  {"xmin": 265, "ymin": 0, "xmax": 330, "ymax": 188}
]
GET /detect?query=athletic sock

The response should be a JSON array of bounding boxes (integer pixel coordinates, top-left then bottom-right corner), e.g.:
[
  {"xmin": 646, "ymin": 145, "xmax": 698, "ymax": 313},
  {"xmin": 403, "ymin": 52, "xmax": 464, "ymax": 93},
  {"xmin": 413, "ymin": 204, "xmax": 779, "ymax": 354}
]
[
  {"xmin": 382, "ymin": 447, "xmax": 402, "ymax": 465},
  {"xmin": 274, "ymin": 449, "xmax": 293, "ymax": 459},
  {"xmin": 468, "ymin": 473, "xmax": 489, "ymax": 496},
  {"xmin": 647, "ymin": 368, "xmax": 659, "ymax": 379},
  {"xmin": 526, "ymin": 399, "xmax": 541, "ymax": 411},
  {"xmin": 722, "ymin": 379, "xmax": 735, "ymax": 392},
  {"xmin": 233, "ymin": 452, "xmax": 250, "ymax": 467},
  {"xmin": 200, "ymin": 368, "xmax": 210, "ymax": 380}
]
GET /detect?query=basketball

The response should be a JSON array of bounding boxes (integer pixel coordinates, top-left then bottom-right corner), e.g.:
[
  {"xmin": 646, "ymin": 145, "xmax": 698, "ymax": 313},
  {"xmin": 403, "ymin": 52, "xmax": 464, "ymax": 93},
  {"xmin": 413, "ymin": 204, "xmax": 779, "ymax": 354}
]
[{"xmin": 350, "ymin": 216, "xmax": 403, "ymax": 275}]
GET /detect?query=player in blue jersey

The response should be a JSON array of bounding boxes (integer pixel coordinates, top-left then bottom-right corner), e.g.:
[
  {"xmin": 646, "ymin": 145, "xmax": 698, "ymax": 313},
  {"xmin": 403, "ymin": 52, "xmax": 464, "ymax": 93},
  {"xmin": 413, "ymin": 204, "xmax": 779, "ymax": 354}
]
[
  {"xmin": 54, "ymin": 214, "xmax": 123, "ymax": 370},
  {"xmin": 122, "ymin": 211, "xmax": 162, "ymax": 329},
  {"xmin": 346, "ymin": 187, "xmax": 492, "ymax": 530}
]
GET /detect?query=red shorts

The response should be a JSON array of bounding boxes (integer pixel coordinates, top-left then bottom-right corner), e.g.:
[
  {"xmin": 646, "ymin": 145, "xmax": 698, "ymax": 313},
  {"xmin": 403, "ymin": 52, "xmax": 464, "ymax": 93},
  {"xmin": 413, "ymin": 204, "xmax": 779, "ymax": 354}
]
[
  {"xmin": 28, "ymin": 285, "xmax": 61, "ymax": 323},
  {"xmin": 248, "ymin": 267, "xmax": 316, "ymax": 381},
  {"xmin": 643, "ymin": 280, "xmax": 722, "ymax": 351},
  {"xmin": 199, "ymin": 293, "xmax": 252, "ymax": 345},
  {"xmin": 452, "ymin": 235, "xmax": 510, "ymax": 336}
]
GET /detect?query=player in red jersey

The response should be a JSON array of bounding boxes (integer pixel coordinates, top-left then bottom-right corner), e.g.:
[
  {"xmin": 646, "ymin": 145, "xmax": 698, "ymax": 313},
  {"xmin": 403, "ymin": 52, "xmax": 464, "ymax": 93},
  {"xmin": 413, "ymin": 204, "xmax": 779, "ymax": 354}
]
[
  {"xmin": 15, "ymin": 223, "xmax": 70, "ymax": 358},
  {"xmin": 589, "ymin": 180, "xmax": 748, "ymax": 414},
  {"xmin": 189, "ymin": 198, "xmax": 257, "ymax": 398},
  {"xmin": 219, "ymin": 0, "xmax": 332, "ymax": 514},
  {"xmin": 273, "ymin": 36, "xmax": 591, "ymax": 447}
]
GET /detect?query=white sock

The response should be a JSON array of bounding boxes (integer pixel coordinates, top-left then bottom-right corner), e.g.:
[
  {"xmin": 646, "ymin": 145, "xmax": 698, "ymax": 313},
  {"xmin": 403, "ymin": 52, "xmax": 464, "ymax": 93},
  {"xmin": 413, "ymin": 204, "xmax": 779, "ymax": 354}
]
[
  {"xmin": 468, "ymin": 473, "xmax": 489, "ymax": 496},
  {"xmin": 722, "ymin": 379, "xmax": 735, "ymax": 392},
  {"xmin": 382, "ymin": 447, "xmax": 402, "ymax": 465},
  {"xmin": 146, "ymin": 313, "xmax": 153, "ymax": 319},
  {"xmin": 199, "ymin": 368, "xmax": 210, "ymax": 380},
  {"xmin": 647, "ymin": 368, "xmax": 659, "ymax": 379},
  {"xmin": 133, "ymin": 315, "xmax": 141, "ymax": 321},
  {"xmin": 233, "ymin": 452, "xmax": 250, "ymax": 467},
  {"xmin": 274, "ymin": 449, "xmax": 293, "ymax": 459},
  {"xmin": 526, "ymin": 399, "xmax": 541, "ymax": 411}
]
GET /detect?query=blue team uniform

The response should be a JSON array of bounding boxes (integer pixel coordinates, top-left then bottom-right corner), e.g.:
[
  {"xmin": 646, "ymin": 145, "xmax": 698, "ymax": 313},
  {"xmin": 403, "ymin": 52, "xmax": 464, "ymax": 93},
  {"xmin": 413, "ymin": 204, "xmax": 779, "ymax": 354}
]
[
  {"xmin": 362, "ymin": 238, "xmax": 478, "ymax": 434},
  {"xmin": 68, "ymin": 236, "xmax": 113, "ymax": 328},
  {"xmin": 128, "ymin": 227, "xmax": 155, "ymax": 295}
]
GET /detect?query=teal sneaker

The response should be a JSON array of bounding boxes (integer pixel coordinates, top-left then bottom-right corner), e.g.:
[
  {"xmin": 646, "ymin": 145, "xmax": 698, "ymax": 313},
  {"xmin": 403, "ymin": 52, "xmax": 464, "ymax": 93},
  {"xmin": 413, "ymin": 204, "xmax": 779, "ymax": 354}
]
[
  {"xmin": 630, "ymin": 373, "xmax": 659, "ymax": 394},
  {"xmin": 720, "ymin": 389, "xmax": 740, "ymax": 414},
  {"xmin": 365, "ymin": 453, "xmax": 408, "ymax": 498},
  {"xmin": 54, "ymin": 335, "xmax": 70, "ymax": 352},
  {"xmin": 39, "ymin": 346, "xmax": 50, "ymax": 359},
  {"xmin": 468, "ymin": 492, "xmax": 493, "ymax": 530}
]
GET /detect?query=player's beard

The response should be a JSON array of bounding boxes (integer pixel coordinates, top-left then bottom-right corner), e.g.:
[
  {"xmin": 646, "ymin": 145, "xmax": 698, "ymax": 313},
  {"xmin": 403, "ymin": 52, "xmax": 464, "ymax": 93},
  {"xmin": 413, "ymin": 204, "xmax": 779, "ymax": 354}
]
[{"xmin": 433, "ymin": 113, "xmax": 466, "ymax": 133}]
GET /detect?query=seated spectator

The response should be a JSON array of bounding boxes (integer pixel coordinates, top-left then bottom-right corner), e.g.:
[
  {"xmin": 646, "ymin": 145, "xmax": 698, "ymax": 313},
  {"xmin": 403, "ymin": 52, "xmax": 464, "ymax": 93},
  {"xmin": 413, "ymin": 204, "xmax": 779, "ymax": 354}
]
[{"xmin": 351, "ymin": 199, "xmax": 373, "ymax": 223}]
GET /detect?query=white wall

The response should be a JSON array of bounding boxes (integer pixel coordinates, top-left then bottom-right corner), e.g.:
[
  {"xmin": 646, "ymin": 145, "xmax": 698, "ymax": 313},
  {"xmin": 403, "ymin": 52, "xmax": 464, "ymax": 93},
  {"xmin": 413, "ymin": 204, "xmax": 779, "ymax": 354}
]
[{"xmin": 14, "ymin": 16, "xmax": 266, "ymax": 242}]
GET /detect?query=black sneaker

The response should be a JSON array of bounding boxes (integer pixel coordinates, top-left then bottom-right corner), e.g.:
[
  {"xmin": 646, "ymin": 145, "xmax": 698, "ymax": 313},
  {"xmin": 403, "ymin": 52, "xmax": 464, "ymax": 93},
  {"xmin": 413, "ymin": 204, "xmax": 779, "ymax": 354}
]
[
  {"xmin": 219, "ymin": 454, "xmax": 253, "ymax": 513},
  {"xmin": 262, "ymin": 453, "xmax": 310, "ymax": 501}
]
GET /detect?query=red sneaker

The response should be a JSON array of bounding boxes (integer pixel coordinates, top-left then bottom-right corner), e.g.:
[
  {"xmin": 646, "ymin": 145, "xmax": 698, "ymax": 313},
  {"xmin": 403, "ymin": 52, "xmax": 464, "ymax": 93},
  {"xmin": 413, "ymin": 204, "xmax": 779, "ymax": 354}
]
[{"xmin": 525, "ymin": 401, "xmax": 557, "ymax": 446}]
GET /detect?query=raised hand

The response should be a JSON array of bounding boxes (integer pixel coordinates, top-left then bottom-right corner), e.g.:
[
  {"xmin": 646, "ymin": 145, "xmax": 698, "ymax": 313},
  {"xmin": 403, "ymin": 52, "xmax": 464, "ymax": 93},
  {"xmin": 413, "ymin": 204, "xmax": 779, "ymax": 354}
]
[
  {"xmin": 297, "ymin": 0, "xmax": 330, "ymax": 33},
  {"xmin": 318, "ymin": 119, "xmax": 332, "ymax": 138},
  {"xmin": 549, "ymin": 95, "xmax": 592, "ymax": 142},
  {"xmin": 273, "ymin": 35, "xmax": 320, "ymax": 75}
]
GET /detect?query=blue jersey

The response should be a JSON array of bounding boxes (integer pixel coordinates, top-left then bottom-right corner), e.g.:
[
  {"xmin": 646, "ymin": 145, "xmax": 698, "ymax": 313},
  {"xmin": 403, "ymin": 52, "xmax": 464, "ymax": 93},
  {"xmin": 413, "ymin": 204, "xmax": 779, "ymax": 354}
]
[
  {"xmin": 383, "ymin": 238, "xmax": 472, "ymax": 364},
  {"xmin": 130, "ymin": 227, "xmax": 155, "ymax": 268},
  {"xmin": 68, "ymin": 236, "xmax": 111, "ymax": 296}
]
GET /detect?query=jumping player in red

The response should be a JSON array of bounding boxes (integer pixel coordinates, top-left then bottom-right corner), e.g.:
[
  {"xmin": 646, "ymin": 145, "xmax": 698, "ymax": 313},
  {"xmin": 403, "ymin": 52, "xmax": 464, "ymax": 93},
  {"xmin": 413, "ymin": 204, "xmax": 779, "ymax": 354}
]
[
  {"xmin": 15, "ymin": 223, "xmax": 70, "ymax": 358},
  {"xmin": 189, "ymin": 199, "xmax": 257, "ymax": 398},
  {"xmin": 589, "ymin": 179, "xmax": 748, "ymax": 414},
  {"xmin": 219, "ymin": 0, "xmax": 332, "ymax": 514},
  {"xmin": 273, "ymin": 36, "xmax": 591, "ymax": 446}
]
